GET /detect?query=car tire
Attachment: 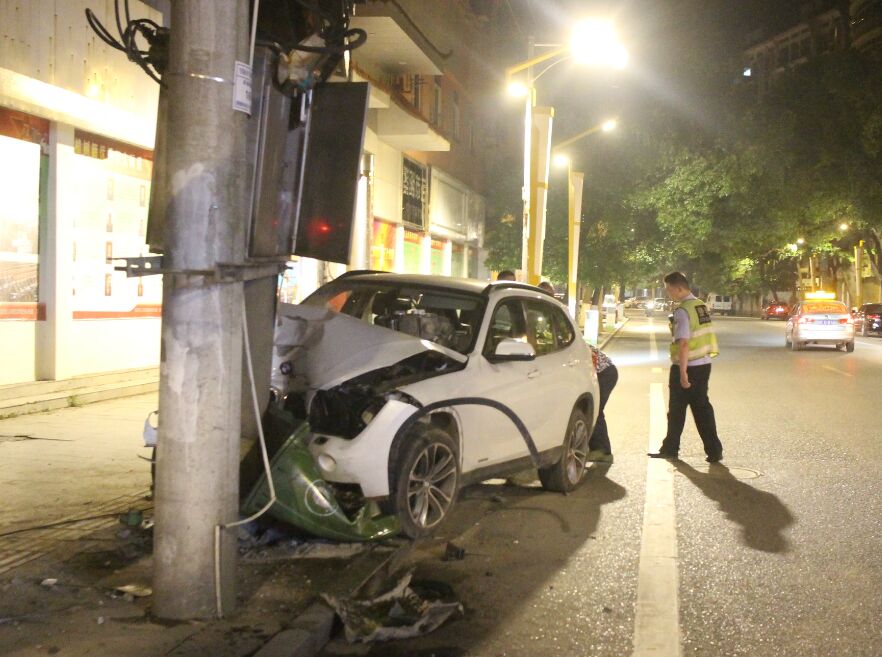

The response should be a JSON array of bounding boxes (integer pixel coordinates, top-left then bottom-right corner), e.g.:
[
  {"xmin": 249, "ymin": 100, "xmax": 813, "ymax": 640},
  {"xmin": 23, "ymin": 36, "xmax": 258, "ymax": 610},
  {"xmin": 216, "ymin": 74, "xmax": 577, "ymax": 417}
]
[
  {"xmin": 388, "ymin": 424, "xmax": 459, "ymax": 539},
  {"xmin": 846, "ymin": 341, "xmax": 855, "ymax": 353},
  {"xmin": 539, "ymin": 406, "xmax": 591, "ymax": 493},
  {"xmin": 791, "ymin": 338, "xmax": 801, "ymax": 352},
  {"xmin": 862, "ymin": 323, "xmax": 868, "ymax": 337},
  {"xmin": 784, "ymin": 331, "xmax": 791, "ymax": 348}
]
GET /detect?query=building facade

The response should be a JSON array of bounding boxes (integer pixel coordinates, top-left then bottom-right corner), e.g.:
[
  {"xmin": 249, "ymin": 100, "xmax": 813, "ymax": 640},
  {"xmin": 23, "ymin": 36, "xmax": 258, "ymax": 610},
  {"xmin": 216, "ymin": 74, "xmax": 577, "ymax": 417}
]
[
  {"xmin": 0, "ymin": 0, "xmax": 499, "ymax": 385},
  {"xmin": 0, "ymin": 0, "xmax": 163, "ymax": 386}
]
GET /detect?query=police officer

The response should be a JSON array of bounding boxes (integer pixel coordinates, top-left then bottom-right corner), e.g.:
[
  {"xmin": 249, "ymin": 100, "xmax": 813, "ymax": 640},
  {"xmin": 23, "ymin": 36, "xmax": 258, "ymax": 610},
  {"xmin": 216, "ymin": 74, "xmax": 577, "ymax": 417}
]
[{"xmin": 648, "ymin": 271, "xmax": 724, "ymax": 462}]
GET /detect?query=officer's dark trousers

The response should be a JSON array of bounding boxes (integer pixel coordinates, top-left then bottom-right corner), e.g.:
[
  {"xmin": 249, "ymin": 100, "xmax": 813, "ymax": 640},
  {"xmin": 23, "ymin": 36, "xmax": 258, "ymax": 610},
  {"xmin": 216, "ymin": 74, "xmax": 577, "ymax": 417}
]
[
  {"xmin": 589, "ymin": 364, "xmax": 618, "ymax": 454},
  {"xmin": 661, "ymin": 363, "xmax": 723, "ymax": 457}
]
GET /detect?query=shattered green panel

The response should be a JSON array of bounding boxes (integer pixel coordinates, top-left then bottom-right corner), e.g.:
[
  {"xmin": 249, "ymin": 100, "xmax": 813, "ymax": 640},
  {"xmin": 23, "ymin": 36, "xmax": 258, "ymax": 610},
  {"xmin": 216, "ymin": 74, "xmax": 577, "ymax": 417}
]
[{"xmin": 242, "ymin": 423, "xmax": 400, "ymax": 542}]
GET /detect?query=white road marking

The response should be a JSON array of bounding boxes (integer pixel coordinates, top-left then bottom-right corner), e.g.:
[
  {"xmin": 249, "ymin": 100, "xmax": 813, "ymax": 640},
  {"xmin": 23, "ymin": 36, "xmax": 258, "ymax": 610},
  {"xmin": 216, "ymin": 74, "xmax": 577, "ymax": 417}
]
[
  {"xmin": 651, "ymin": 367, "xmax": 663, "ymax": 374},
  {"xmin": 632, "ymin": 383, "xmax": 681, "ymax": 657},
  {"xmin": 822, "ymin": 365, "xmax": 853, "ymax": 377}
]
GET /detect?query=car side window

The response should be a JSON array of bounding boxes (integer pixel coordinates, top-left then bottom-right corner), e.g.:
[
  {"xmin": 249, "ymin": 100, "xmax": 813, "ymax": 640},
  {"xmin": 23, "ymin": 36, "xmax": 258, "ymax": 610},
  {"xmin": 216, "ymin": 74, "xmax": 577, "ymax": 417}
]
[
  {"xmin": 484, "ymin": 299, "xmax": 527, "ymax": 356},
  {"xmin": 525, "ymin": 300, "xmax": 558, "ymax": 356},
  {"xmin": 551, "ymin": 306, "xmax": 575, "ymax": 348}
]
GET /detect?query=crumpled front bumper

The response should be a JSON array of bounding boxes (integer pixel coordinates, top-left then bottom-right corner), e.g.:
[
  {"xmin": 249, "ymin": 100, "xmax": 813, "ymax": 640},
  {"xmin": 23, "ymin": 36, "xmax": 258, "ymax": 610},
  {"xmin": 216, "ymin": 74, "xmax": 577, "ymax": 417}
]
[
  {"xmin": 307, "ymin": 398, "xmax": 419, "ymax": 498},
  {"xmin": 241, "ymin": 421, "xmax": 399, "ymax": 542}
]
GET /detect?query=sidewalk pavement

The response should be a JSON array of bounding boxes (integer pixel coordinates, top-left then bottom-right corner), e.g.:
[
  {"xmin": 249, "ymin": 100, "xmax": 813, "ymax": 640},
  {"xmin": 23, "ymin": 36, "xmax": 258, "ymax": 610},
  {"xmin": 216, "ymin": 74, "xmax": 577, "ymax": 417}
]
[{"xmin": 0, "ymin": 394, "xmax": 394, "ymax": 657}]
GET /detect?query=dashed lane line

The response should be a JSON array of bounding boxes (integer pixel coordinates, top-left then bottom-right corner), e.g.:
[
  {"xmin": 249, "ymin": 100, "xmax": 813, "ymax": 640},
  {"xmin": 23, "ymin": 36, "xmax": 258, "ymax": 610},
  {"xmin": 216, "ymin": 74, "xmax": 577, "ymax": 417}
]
[
  {"xmin": 821, "ymin": 365, "xmax": 853, "ymax": 377},
  {"xmin": 649, "ymin": 318, "xmax": 659, "ymax": 361},
  {"xmin": 632, "ymin": 382, "xmax": 682, "ymax": 657}
]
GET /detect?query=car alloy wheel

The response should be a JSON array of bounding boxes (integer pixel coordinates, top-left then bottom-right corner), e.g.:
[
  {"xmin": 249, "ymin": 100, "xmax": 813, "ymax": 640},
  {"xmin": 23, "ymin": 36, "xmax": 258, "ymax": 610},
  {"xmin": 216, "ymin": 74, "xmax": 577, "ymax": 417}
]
[
  {"xmin": 539, "ymin": 406, "xmax": 592, "ymax": 493},
  {"xmin": 563, "ymin": 418, "xmax": 590, "ymax": 486},
  {"xmin": 406, "ymin": 441, "xmax": 457, "ymax": 529},
  {"xmin": 389, "ymin": 425, "xmax": 460, "ymax": 538}
]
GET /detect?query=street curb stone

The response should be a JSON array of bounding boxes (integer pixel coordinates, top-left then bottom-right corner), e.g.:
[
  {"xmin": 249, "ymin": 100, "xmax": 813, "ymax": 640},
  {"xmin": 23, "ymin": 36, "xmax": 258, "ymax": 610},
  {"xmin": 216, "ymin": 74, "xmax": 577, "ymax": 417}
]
[
  {"xmin": 599, "ymin": 317, "xmax": 630, "ymax": 349},
  {"xmin": 253, "ymin": 602, "xmax": 335, "ymax": 657}
]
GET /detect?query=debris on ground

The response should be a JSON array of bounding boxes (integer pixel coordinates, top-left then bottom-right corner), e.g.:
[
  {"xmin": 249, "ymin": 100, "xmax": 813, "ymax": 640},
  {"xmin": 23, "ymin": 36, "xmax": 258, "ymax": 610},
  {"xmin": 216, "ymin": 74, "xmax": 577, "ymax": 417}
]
[
  {"xmin": 40, "ymin": 578, "xmax": 58, "ymax": 587},
  {"xmin": 442, "ymin": 542, "xmax": 465, "ymax": 561},
  {"xmin": 323, "ymin": 571, "xmax": 462, "ymax": 643},
  {"xmin": 112, "ymin": 584, "xmax": 152, "ymax": 598},
  {"xmin": 242, "ymin": 540, "xmax": 368, "ymax": 563}
]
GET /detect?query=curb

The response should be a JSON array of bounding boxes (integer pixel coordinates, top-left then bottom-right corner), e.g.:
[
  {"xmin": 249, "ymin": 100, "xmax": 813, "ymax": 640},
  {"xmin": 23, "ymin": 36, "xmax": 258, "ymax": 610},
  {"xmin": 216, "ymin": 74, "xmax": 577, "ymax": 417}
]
[
  {"xmin": 599, "ymin": 317, "xmax": 630, "ymax": 349},
  {"xmin": 253, "ymin": 602, "xmax": 336, "ymax": 657}
]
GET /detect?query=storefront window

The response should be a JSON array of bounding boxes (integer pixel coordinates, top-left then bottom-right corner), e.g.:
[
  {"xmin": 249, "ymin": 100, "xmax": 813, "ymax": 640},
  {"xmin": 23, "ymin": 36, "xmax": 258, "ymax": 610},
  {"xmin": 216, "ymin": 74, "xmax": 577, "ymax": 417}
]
[
  {"xmin": 0, "ymin": 109, "xmax": 48, "ymax": 306},
  {"xmin": 452, "ymin": 242, "xmax": 465, "ymax": 278},
  {"xmin": 431, "ymin": 238, "xmax": 446, "ymax": 275},
  {"xmin": 70, "ymin": 130, "xmax": 159, "ymax": 313},
  {"xmin": 370, "ymin": 220, "xmax": 397, "ymax": 272},
  {"xmin": 403, "ymin": 228, "xmax": 422, "ymax": 273}
]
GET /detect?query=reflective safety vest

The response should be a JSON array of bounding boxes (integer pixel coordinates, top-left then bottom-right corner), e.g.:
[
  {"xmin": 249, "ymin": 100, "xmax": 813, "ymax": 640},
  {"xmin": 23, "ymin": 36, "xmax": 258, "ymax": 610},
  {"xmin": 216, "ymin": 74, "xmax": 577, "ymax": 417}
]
[{"xmin": 669, "ymin": 299, "xmax": 719, "ymax": 362}]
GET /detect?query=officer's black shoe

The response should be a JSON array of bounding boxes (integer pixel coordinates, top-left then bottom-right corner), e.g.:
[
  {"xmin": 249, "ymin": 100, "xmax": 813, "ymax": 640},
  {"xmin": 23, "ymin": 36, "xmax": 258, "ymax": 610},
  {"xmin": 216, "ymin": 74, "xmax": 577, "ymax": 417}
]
[
  {"xmin": 705, "ymin": 453, "xmax": 723, "ymax": 463},
  {"xmin": 648, "ymin": 450, "xmax": 679, "ymax": 460}
]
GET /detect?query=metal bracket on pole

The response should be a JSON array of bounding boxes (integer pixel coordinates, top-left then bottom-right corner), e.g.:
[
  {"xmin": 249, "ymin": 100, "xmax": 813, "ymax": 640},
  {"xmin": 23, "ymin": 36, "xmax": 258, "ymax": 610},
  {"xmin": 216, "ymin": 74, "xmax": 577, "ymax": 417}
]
[{"xmin": 113, "ymin": 256, "xmax": 286, "ymax": 289}]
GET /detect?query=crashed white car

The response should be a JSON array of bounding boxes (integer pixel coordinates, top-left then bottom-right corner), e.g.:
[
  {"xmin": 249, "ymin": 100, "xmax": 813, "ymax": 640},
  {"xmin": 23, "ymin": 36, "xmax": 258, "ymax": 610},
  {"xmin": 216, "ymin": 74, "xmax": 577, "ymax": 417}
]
[{"xmin": 272, "ymin": 273, "xmax": 600, "ymax": 538}]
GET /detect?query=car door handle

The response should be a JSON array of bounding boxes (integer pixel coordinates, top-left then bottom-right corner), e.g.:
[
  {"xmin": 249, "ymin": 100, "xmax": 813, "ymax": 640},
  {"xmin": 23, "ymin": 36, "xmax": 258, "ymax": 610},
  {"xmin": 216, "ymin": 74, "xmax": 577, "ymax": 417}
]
[{"xmin": 527, "ymin": 369, "xmax": 541, "ymax": 379}]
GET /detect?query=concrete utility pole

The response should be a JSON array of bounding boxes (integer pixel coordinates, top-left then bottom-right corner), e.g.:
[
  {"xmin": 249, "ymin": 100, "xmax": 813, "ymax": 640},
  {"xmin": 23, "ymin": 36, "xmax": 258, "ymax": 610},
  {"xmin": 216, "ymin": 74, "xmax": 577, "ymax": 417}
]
[{"xmin": 153, "ymin": 0, "xmax": 250, "ymax": 619}]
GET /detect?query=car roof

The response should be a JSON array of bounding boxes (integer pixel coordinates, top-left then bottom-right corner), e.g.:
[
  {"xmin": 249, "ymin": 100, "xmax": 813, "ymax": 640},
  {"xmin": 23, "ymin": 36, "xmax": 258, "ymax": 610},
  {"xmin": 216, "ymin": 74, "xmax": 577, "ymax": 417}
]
[{"xmin": 333, "ymin": 271, "xmax": 551, "ymax": 297}]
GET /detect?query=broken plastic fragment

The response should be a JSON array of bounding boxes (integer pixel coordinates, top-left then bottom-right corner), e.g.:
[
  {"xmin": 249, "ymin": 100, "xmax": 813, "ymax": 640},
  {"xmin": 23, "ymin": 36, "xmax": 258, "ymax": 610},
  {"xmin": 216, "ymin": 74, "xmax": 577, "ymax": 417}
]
[
  {"xmin": 322, "ymin": 571, "xmax": 463, "ymax": 643},
  {"xmin": 241, "ymin": 423, "xmax": 399, "ymax": 542}
]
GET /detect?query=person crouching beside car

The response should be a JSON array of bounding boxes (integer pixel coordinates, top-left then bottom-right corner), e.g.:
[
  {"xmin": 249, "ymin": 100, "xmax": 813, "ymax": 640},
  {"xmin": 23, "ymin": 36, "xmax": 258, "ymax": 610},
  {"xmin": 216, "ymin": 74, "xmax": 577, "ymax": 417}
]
[{"xmin": 587, "ymin": 345, "xmax": 617, "ymax": 463}]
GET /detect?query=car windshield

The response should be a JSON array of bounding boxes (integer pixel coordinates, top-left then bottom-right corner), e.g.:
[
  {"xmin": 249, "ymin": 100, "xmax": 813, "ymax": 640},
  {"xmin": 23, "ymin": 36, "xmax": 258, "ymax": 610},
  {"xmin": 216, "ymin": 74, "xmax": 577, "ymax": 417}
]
[
  {"xmin": 802, "ymin": 302, "xmax": 848, "ymax": 314},
  {"xmin": 302, "ymin": 281, "xmax": 486, "ymax": 355}
]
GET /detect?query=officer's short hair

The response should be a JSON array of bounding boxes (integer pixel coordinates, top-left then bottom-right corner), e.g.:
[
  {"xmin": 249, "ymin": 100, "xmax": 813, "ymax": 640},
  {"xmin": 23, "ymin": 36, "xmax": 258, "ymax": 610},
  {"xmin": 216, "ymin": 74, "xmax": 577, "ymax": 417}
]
[
  {"xmin": 497, "ymin": 270, "xmax": 516, "ymax": 281},
  {"xmin": 664, "ymin": 271, "xmax": 690, "ymax": 288}
]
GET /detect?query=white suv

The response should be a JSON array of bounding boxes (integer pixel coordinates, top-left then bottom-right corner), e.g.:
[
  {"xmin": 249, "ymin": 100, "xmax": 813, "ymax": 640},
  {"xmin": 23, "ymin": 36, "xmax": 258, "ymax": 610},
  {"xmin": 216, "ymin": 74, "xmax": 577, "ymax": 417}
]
[{"xmin": 271, "ymin": 273, "xmax": 600, "ymax": 538}]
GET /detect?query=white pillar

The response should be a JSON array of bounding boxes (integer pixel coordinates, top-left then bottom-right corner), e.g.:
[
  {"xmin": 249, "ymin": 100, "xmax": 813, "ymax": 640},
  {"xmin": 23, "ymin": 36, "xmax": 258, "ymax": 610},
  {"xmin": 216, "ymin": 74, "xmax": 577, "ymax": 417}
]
[{"xmin": 36, "ymin": 123, "xmax": 75, "ymax": 381}]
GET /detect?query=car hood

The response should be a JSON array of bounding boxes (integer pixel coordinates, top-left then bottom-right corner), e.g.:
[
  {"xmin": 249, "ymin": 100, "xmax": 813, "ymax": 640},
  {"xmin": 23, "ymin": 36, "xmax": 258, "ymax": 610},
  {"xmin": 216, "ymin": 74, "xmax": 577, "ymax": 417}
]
[{"xmin": 272, "ymin": 303, "xmax": 468, "ymax": 393}]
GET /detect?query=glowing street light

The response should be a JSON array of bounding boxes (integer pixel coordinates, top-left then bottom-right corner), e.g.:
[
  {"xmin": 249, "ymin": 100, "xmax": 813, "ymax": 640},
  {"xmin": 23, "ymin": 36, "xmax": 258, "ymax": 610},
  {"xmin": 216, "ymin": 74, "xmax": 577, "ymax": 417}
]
[
  {"xmin": 839, "ymin": 222, "xmax": 849, "ymax": 231},
  {"xmin": 553, "ymin": 152, "xmax": 571, "ymax": 168},
  {"xmin": 797, "ymin": 237, "xmax": 805, "ymax": 245},
  {"xmin": 507, "ymin": 81, "xmax": 530, "ymax": 98},
  {"xmin": 570, "ymin": 19, "xmax": 629, "ymax": 69},
  {"xmin": 601, "ymin": 118, "xmax": 618, "ymax": 132}
]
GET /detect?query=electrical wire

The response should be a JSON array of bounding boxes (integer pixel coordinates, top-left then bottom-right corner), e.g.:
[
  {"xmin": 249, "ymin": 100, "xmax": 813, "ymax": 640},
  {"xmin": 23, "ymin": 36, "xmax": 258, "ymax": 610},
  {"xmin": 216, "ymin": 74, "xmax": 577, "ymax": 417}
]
[
  {"xmin": 85, "ymin": 0, "xmax": 166, "ymax": 84},
  {"xmin": 213, "ymin": 295, "xmax": 279, "ymax": 618}
]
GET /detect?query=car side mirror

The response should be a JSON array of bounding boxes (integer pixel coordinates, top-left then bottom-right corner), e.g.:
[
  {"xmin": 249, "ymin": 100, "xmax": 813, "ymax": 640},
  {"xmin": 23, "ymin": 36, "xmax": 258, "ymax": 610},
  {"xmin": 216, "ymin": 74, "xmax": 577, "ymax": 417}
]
[{"xmin": 489, "ymin": 338, "xmax": 536, "ymax": 363}]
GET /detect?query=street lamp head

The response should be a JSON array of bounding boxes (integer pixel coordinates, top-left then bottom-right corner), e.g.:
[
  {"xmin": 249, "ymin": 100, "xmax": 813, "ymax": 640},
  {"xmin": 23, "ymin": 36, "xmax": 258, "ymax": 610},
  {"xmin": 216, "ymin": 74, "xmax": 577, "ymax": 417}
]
[
  {"xmin": 796, "ymin": 237, "xmax": 805, "ymax": 245},
  {"xmin": 553, "ymin": 152, "xmax": 571, "ymax": 168},
  {"xmin": 507, "ymin": 80, "xmax": 530, "ymax": 98},
  {"xmin": 839, "ymin": 222, "xmax": 849, "ymax": 231},
  {"xmin": 601, "ymin": 118, "xmax": 618, "ymax": 132},
  {"xmin": 570, "ymin": 19, "xmax": 628, "ymax": 69}
]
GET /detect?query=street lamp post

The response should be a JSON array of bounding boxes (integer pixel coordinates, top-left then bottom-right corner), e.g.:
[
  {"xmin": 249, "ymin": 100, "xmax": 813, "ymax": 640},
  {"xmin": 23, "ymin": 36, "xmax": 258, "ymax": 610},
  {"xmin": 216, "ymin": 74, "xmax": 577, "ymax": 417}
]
[
  {"xmin": 552, "ymin": 118, "xmax": 617, "ymax": 318},
  {"xmin": 505, "ymin": 20, "xmax": 627, "ymax": 287}
]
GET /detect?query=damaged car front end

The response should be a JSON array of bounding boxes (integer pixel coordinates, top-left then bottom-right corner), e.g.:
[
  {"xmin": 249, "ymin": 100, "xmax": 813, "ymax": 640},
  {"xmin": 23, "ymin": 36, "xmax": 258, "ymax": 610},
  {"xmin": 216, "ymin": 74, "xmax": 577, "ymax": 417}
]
[{"xmin": 245, "ymin": 286, "xmax": 476, "ymax": 539}]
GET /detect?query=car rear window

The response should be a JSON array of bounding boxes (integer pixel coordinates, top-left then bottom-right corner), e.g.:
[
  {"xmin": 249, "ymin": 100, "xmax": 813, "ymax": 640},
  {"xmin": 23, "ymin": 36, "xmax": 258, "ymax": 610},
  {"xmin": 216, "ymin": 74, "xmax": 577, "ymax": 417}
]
[
  {"xmin": 803, "ymin": 302, "xmax": 848, "ymax": 314},
  {"xmin": 866, "ymin": 304, "xmax": 882, "ymax": 314}
]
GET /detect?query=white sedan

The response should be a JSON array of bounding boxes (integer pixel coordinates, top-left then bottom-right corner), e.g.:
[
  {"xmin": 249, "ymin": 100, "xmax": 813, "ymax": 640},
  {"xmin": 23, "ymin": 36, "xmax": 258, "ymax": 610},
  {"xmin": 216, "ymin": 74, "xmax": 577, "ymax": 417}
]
[
  {"xmin": 785, "ymin": 300, "xmax": 855, "ymax": 352},
  {"xmin": 271, "ymin": 273, "xmax": 600, "ymax": 538}
]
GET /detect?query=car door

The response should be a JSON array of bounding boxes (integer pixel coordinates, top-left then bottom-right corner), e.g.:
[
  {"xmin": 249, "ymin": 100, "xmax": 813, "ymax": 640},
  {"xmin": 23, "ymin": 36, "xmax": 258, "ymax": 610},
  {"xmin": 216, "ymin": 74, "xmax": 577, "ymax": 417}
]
[
  {"xmin": 451, "ymin": 297, "xmax": 546, "ymax": 473},
  {"xmin": 520, "ymin": 299, "xmax": 580, "ymax": 452}
]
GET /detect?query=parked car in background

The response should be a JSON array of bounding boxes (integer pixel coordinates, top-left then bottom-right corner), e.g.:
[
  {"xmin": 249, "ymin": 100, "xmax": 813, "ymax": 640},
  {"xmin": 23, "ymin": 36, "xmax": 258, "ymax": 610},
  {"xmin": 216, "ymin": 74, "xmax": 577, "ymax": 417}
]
[
  {"xmin": 785, "ymin": 300, "xmax": 855, "ymax": 352},
  {"xmin": 271, "ymin": 273, "xmax": 600, "ymax": 538},
  {"xmin": 628, "ymin": 296, "xmax": 649, "ymax": 309},
  {"xmin": 707, "ymin": 293, "xmax": 733, "ymax": 315},
  {"xmin": 853, "ymin": 303, "xmax": 882, "ymax": 337},
  {"xmin": 653, "ymin": 298, "xmax": 672, "ymax": 312},
  {"xmin": 762, "ymin": 301, "xmax": 790, "ymax": 320}
]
